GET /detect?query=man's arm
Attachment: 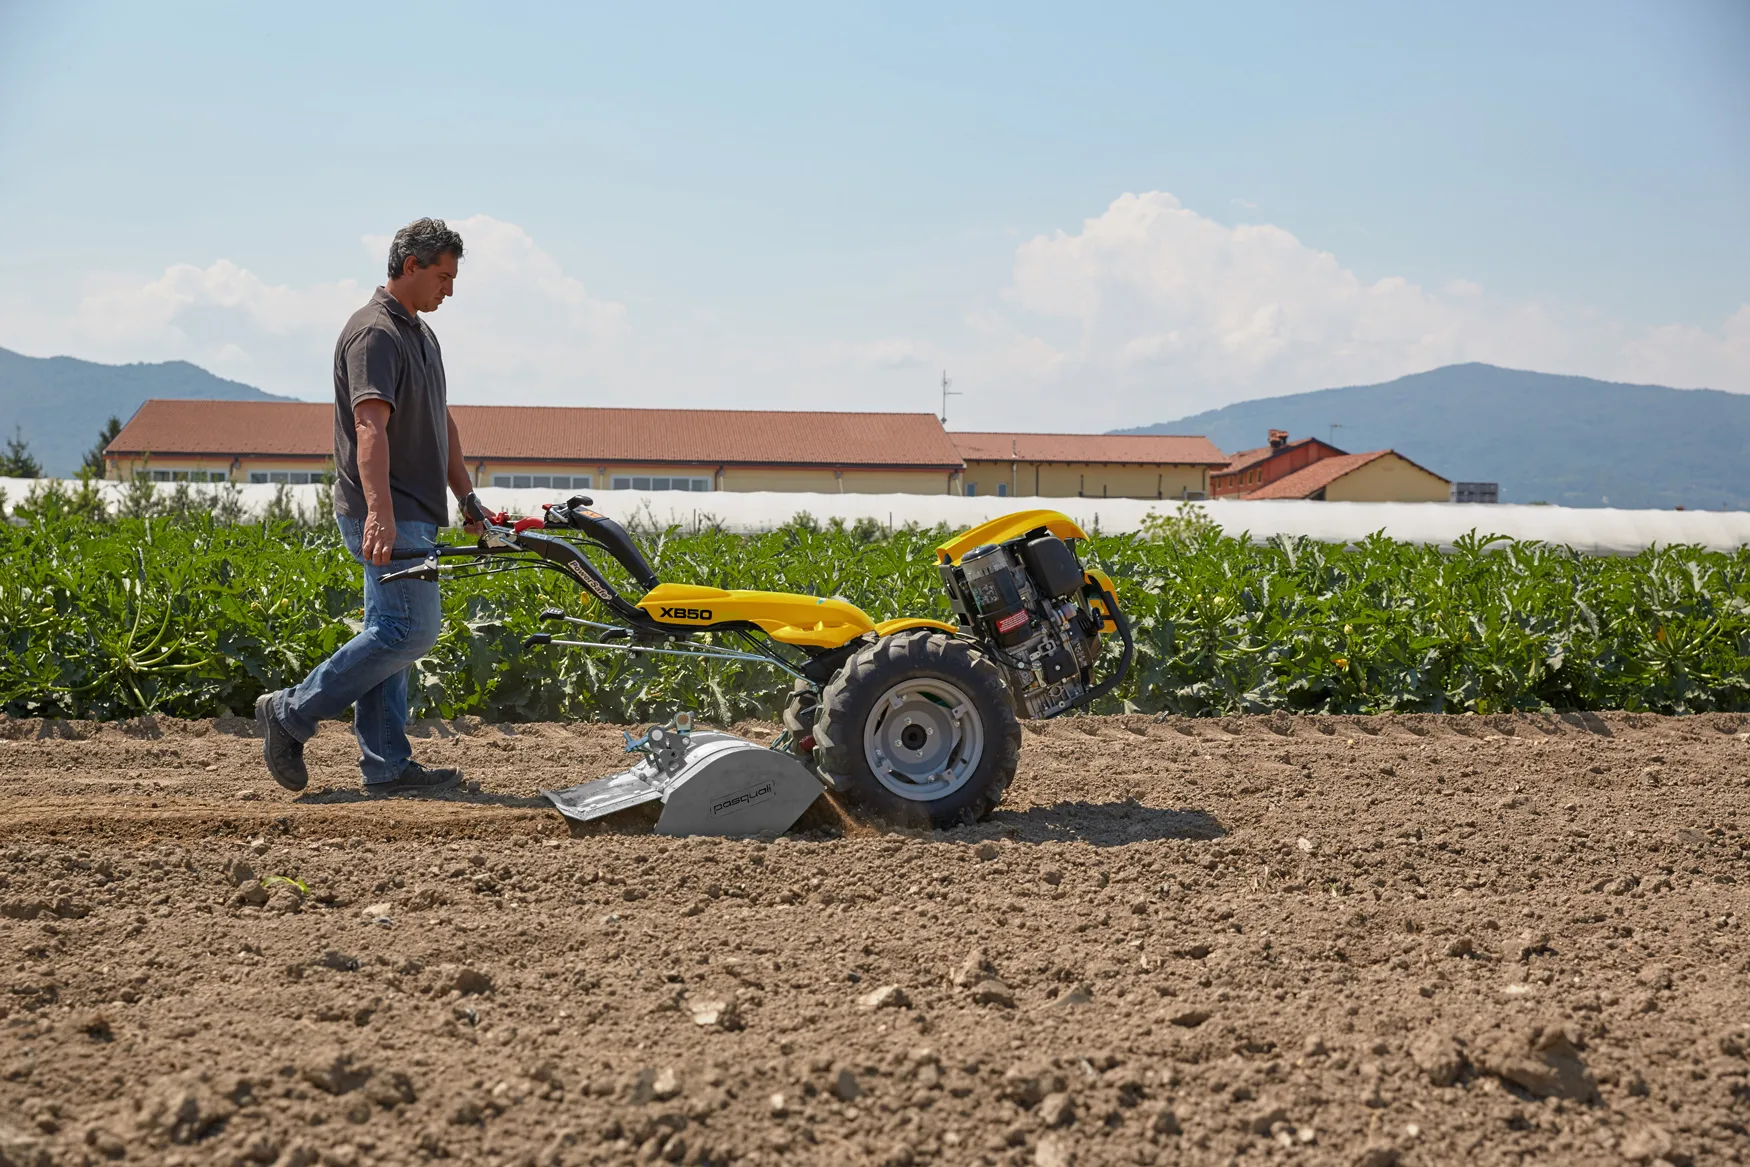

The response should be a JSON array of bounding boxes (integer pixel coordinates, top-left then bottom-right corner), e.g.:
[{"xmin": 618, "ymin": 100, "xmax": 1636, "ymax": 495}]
[
  {"xmin": 355, "ymin": 399, "xmax": 396, "ymax": 565},
  {"xmin": 445, "ymin": 410, "xmax": 482, "ymax": 533}
]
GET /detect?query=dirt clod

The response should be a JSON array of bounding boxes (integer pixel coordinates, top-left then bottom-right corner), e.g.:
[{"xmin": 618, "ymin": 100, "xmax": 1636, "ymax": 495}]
[
  {"xmin": 1476, "ymin": 1020, "xmax": 1598, "ymax": 1101},
  {"xmin": 971, "ymin": 978, "xmax": 1015, "ymax": 1008},
  {"xmin": 437, "ymin": 964, "xmax": 493, "ymax": 996},
  {"xmin": 1034, "ymin": 1133, "xmax": 1074, "ymax": 1167},
  {"xmin": 858, "ymin": 984, "xmax": 910, "ymax": 1010},
  {"xmin": 952, "ymin": 945, "xmax": 995, "ymax": 988},
  {"xmin": 1001, "ymin": 1065, "xmax": 1067, "ymax": 1108},
  {"xmin": 1620, "ymin": 1124, "xmax": 1675, "ymax": 1164},
  {"xmin": 688, "ymin": 995, "xmax": 743, "ymax": 1030},
  {"xmin": 1408, "ymin": 1030, "xmax": 1465, "ymax": 1087}
]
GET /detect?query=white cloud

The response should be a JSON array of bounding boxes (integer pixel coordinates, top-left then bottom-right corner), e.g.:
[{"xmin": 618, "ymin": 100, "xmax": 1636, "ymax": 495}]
[
  {"xmin": 854, "ymin": 337, "xmax": 928, "ymax": 370},
  {"xmin": 972, "ymin": 191, "xmax": 1750, "ymax": 423},
  {"xmin": 1615, "ymin": 304, "xmax": 1750, "ymax": 391},
  {"xmin": 4, "ymin": 196, "xmax": 1745, "ymax": 431},
  {"xmin": 45, "ymin": 215, "xmax": 627, "ymax": 401}
]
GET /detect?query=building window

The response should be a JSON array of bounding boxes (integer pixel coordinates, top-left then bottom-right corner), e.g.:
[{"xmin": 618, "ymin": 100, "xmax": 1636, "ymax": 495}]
[
  {"xmin": 996, "ymin": 483, "xmax": 1009, "ymax": 497},
  {"xmin": 249, "ymin": 472, "xmax": 268, "ymax": 484},
  {"xmin": 611, "ymin": 476, "xmax": 711, "ymax": 492},
  {"xmin": 270, "ymin": 472, "xmax": 289, "ymax": 484},
  {"xmin": 151, "ymin": 470, "xmax": 171, "ymax": 482},
  {"xmin": 493, "ymin": 473, "xmax": 591, "ymax": 490},
  {"xmin": 964, "ymin": 483, "xmax": 977, "ymax": 497}
]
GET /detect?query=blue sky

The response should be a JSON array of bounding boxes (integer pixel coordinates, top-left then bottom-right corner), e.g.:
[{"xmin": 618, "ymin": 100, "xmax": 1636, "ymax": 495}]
[{"xmin": 1, "ymin": 0, "xmax": 1745, "ymax": 430}]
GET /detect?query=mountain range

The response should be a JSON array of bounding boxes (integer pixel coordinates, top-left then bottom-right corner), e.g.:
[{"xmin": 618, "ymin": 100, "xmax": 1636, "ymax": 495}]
[
  {"xmin": 3, "ymin": 348, "xmax": 1747, "ymax": 509},
  {"xmin": 0, "ymin": 347, "xmax": 292, "ymax": 476},
  {"xmin": 1118, "ymin": 364, "xmax": 1750, "ymax": 510}
]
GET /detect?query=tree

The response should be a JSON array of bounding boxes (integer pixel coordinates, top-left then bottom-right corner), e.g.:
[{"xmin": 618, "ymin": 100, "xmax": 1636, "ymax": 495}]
[
  {"xmin": 0, "ymin": 426, "xmax": 42, "ymax": 478},
  {"xmin": 81, "ymin": 416, "xmax": 123, "ymax": 478}
]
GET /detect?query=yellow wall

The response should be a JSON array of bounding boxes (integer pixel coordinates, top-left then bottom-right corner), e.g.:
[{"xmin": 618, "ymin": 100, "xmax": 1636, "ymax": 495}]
[
  {"xmin": 478, "ymin": 461, "xmax": 630, "ymax": 489},
  {"xmin": 1324, "ymin": 455, "xmax": 1450, "ymax": 503},
  {"xmin": 107, "ymin": 455, "xmax": 335, "ymax": 482},
  {"xmin": 105, "ymin": 455, "xmax": 959, "ymax": 495},
  {"xmin": 718, "ymin": 466, "xmax": 957, "ymax": 494},
  {"xmin": 961, "ymin": 460, "xmax": 1209, "ymax": 500},
  {"xmin": 473, "ymin": 461, "xmax": 959, "ymax": 495}
]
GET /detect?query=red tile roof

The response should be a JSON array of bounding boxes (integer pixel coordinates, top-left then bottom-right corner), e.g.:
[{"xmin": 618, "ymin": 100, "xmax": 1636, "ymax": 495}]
[
  {"xmin": 107, "ymin": 400, "xmax": 965, "ymax": 470},
  {"xmin": 1219, "ymin": 437, "xmax": 1324, "ymax": 475},
  {"xmin": 1242, "ymin": 450, "xmax": 1449, "ymax": 499},
  {"xmin": 951, "ymin": 431, "xmax": 1227, "ymax": 466},
  {"xmin": 1242, "ymin": 451, "xmax": 1389, "ymax": 499}
]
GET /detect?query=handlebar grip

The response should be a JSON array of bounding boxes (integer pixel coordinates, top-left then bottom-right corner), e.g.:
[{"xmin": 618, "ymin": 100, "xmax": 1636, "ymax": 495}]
[
  {"xmin": 460, "ymin": 491, "xmax": 488, "ymax": 526},
  {"xmin": 379, "ymin": 563, "xmax": 440, "ymax": 584}
]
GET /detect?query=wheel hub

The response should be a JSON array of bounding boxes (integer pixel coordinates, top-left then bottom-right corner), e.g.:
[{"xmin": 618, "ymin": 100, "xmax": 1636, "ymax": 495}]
[{"xmin": 862, "ymin": 677, "xmax": 985, "ymax": 801}]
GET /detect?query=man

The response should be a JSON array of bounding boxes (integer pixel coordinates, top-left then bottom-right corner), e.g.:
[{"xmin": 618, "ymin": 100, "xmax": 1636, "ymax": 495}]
[{"xmin": 255, "ymin": 218, "xmax": 486, "ymax": 796}]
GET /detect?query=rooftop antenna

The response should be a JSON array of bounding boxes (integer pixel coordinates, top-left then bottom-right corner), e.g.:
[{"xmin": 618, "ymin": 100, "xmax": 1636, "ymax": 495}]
[
  {"xmin": 940, "ymin": 370, "xmax": 961, "ymax": 425},
  {"xmin": 1328, "ymin": 423, "xmax": 1346, "ymax": 447}
]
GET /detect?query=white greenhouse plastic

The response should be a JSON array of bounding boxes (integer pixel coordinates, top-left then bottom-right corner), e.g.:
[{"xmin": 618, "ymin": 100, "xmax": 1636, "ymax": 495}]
[{"xmin": 4, "ymin": 478, "xmax": 1746, "ymax": 554}]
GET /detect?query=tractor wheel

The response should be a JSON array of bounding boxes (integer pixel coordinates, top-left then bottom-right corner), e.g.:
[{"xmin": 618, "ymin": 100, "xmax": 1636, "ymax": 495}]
[{"xmin": 812, "ymin": 629, "xmax": 1020, "ymax": 829}]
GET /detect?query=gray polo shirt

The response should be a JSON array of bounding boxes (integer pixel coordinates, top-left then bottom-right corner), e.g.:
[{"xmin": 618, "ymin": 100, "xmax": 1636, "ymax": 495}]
[{"xmin": 331, "ymin": 287, "xmax": 451, "ymax": 526}]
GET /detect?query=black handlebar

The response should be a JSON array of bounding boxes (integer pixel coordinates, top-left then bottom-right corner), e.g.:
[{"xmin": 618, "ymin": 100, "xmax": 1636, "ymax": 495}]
[{"xmin": 370, "ymin": 502, "xmax": 654, "ymax": 626}]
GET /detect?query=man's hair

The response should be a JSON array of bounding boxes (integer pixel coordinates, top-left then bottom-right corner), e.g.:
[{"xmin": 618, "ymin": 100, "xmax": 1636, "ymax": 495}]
[{"xmin": 386, "ymin": 218, "xmax": 465, "ymax": 280}]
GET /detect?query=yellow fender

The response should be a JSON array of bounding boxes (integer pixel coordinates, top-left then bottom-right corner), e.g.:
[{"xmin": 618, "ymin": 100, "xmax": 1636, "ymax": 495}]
[
  {"xmin": 935, "ymin": 509, "xmax": 1088, "ymax": 564},
  {"xmin": 874, "ymin": 617, "xmax": 960, "ymax": 638},
  {"xmin": 1082, "ymin": 569, "xmax": 1120, "ymax": 634}
]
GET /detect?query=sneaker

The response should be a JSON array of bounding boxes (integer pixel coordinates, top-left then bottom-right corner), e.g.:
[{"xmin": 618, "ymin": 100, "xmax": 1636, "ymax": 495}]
[
  {"xmin": 255, "ymin": 691, "xmax": 308, "ymax": 792},
  {"xmin": 364, "ymin": 761, "xmax": 463, "ymax": 798}
]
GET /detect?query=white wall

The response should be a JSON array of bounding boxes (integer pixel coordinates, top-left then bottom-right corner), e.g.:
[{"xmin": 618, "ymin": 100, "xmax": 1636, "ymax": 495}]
[{"xmin": 4, "ymin": 477, "xmax": 1746, "ymax": 555}]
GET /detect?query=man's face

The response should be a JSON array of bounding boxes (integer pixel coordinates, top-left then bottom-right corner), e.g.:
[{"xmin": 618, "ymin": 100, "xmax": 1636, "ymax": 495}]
[{"xmin": 397, "ymin": 252, "xmax": 458, "ymax": 313}]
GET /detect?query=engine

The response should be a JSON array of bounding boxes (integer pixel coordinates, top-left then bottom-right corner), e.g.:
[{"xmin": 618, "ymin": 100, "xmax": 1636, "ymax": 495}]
[{"xmin": 941, "ymin": 533, "xmax": 1106, "ymax": 719}]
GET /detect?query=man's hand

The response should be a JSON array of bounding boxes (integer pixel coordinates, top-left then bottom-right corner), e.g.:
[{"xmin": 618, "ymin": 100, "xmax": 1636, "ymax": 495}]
[
  {"xmin": 362, "ymin": 510, "xmax": 398, "ymax": 566},
  {"xmin": 458, "ymin": 491, "xmax": 486, "ymax": 536},
  {"xmin": 354, "ymin": 398, "xmax": 396, "ymax": 564}
]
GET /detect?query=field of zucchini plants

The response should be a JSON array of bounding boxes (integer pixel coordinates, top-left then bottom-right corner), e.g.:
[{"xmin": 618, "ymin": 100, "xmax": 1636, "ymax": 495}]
[{"xmin": 2, "ymin": 504, "xmax": 1747, "ymax": 723}]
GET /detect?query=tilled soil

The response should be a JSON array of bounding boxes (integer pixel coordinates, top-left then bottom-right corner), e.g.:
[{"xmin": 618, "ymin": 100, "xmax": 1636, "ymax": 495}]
[{"xmin": 1, "ymin": 711, "xmax": 1747, "ymax": 1167}]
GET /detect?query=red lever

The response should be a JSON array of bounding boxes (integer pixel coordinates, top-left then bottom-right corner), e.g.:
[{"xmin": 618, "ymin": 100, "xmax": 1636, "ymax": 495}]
[{"xmin": 512, "ymin": 516, "xmax": 546, "ymax": 533}]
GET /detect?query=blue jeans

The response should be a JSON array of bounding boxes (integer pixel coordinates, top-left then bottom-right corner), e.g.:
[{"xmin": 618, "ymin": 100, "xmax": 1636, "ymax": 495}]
[{"xmin": 276, "ymin": 516, "xmax": 443, "ymax": 783}]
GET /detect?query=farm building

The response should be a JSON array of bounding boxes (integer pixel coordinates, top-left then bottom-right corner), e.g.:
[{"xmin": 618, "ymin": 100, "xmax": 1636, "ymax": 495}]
[
  {"xmin": 1242, "ymin": 450, "xmax": 1451, "ymax": 502},
  {"xmin": 102, "ymin": 400, "xmax": 967, "ymax": 494},
  {"xmin": 101, "ymin": 402, "xmax": 1449, "ymax": 503},
  {"xmin": 1212, "ymin": 430, "xmax": 1451, "ymax": 502},
  {"xmin": 949, "ymin": 432, "xmax": 1228, "ymax": 500},
  {"xmin": 1210, "ymin": 430, "xmax": 1349, "ymax": 497}
]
